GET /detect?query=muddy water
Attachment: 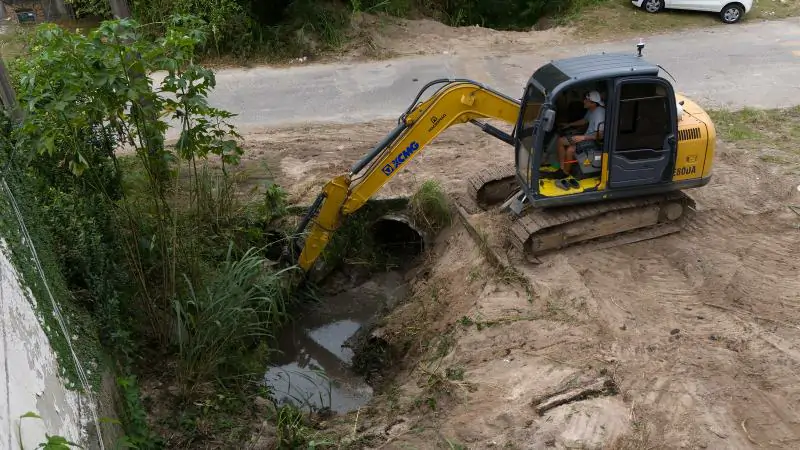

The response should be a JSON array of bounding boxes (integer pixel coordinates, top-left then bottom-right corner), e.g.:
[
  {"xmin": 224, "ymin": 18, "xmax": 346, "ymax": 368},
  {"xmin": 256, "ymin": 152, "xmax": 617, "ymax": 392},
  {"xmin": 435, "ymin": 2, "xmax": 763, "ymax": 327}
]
[{"xmin": 264, "ymin": 271, "xmax": 409, "ymax": 414}]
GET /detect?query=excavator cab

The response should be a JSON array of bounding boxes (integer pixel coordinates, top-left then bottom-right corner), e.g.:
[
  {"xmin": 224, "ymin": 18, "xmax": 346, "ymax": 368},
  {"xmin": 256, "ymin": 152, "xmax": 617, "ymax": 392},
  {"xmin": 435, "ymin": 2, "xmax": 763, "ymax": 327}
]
[{"xmin": 510, "ymin": 53, "xmax": 694, "ymax": 211}]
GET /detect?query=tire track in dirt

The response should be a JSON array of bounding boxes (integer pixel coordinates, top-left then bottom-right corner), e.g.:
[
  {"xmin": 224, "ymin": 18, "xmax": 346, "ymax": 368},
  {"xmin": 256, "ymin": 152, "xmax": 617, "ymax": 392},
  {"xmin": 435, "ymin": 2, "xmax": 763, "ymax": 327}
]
[
  {"xmin": 442, "ymin": 156, "xmax": 799, "ymax": 446},
  {"xmin": 537, "ymin": 184, "xmax": 800, "ymax": 447}
]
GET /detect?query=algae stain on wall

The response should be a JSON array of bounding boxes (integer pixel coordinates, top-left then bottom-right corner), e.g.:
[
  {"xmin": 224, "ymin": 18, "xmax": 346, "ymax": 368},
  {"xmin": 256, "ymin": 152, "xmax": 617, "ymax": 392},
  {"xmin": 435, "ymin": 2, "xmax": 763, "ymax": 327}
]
[{"xmin": 0, "ymin": 238, "xmax": 93, "ymax": 449}]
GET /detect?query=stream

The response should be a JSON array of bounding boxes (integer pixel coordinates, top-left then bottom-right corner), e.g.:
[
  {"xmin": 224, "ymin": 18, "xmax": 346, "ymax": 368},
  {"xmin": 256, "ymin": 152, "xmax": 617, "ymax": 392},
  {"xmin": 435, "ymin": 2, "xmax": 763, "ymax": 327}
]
[{"xmin": 263, "ymin": 270, "xmax": 409, "ymax": 414}]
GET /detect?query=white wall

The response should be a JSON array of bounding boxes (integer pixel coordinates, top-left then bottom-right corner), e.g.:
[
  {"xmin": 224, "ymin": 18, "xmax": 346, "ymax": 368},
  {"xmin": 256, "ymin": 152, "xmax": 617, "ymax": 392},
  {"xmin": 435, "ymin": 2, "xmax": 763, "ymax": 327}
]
[{"xmin": 0, "ymin": 239, "xmax": 91, "ymax": 449}]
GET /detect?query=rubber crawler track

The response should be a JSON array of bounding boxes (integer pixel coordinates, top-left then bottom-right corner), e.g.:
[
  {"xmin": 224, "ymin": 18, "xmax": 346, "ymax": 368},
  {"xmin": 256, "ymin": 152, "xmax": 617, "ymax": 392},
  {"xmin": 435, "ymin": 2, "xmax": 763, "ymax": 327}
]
[
  {"xmin": 465, "ymin": 165, "xmax": 697, "ymax": 257},
  {"xmin": 508, "ymin": 191, "xmax": 695, "ymax": 255}
]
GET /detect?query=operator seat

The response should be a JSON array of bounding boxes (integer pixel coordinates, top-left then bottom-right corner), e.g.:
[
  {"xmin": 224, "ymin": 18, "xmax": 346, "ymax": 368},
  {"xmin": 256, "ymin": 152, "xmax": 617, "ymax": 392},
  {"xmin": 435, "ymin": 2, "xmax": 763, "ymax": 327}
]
[{"xmin": 575, "ymin": 121, "xmax": 604, "ymax": 178}]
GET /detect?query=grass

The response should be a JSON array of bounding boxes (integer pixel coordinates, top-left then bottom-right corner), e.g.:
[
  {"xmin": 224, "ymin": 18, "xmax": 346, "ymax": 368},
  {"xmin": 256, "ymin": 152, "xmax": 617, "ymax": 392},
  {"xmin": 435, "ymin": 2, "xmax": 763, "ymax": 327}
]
[
  {"xmin": 409, "ymin": 180, "xmax": 452, "ymax": 233},
  {"xmin": 568, "ymin": 0, "xmax": 800, "ymax": 41},
  {"xmin": 753, "ymin": 0, "xmax": 800, "ymax": 20},
  {"xmin": 708, "ymin": 106, "xmax": 800, "ymax": 155},
  {"xmin": 172, "ymin": 244, "xmax": 297, "ymax": 394}
]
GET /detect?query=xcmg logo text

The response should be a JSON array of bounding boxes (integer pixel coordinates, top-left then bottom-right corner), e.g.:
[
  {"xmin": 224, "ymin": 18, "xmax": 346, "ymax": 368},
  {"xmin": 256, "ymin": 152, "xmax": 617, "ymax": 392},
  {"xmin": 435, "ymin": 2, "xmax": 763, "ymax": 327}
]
[{"xmin": 382, "ymin": 141, "xmax": 420, "ymax": 176}]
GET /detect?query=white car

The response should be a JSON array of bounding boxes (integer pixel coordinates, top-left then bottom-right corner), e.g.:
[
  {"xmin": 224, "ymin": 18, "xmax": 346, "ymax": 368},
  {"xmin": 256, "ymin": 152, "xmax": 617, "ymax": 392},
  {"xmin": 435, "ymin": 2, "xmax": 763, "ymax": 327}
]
[{"xmin": 631, "ymin": 0, "xmax": 752, "ymax": 23}]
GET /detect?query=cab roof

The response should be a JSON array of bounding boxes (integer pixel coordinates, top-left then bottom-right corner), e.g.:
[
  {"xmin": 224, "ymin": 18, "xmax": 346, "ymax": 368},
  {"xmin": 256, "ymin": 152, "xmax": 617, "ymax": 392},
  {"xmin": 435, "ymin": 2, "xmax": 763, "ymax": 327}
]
[{"xmin": 530, "ymin": 52, "xmax": 661, "ymax": 95}]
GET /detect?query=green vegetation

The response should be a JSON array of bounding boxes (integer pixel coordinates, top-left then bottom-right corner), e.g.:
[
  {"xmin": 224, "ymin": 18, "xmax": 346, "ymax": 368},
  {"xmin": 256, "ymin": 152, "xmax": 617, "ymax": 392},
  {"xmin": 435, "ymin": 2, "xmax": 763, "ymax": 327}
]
[
  {"xmin": 709, "ymin": 106, "xmax": 800, "ymax": 169},
  {"xmin": 173, "ymin": 245, "xmax": 295, "ymax": 393},
  {"xmin": 352, "ymin": 0, "xmax": 606, "ymax": 28},
  {"xmin": 18, "ymin": 412, "xmax": 83, "ymax": 449},
  {"xmin": 0, "ymin": 14, "xmax": 442, "ymax": 447},
  {"xmin": 51, "ymin": 0, "xmax": 624, "ymax": 63},
  {"xmin": 6, "ymin": 0, "xmax": 798, "ymax": 66},
  {"xmin": 320, "ymin": 197, "xmax": 411, "ymax": 273},
  {"xmin": 709, "ymin": 106, "xmax": 800, "ymax": 150},
  {"xmin": 409, "ymin": 180, "xmax": 452, "ymax": 233},
  {"xmin": 0, "ymin": 15, "xmax": 321, "ymax": 448}
]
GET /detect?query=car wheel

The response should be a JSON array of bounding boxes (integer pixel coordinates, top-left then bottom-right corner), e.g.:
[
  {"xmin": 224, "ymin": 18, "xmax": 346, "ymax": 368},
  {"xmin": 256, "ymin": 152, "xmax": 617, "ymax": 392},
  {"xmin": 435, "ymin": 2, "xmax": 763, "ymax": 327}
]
[
  {"xmin": 720, "ymin": 3, "xmax": 744, "ymax": 23},
  {"xmin": 642, "ymin": 0, "xmax": 664, "ymax": 13}
]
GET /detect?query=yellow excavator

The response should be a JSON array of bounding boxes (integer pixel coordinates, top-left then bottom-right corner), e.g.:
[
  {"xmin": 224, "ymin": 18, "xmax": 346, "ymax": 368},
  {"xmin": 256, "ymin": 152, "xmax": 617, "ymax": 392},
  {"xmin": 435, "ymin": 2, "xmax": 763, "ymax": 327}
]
[{"xmin": 286, "ymin": 49, "xmax": 716, "ymax": 273}]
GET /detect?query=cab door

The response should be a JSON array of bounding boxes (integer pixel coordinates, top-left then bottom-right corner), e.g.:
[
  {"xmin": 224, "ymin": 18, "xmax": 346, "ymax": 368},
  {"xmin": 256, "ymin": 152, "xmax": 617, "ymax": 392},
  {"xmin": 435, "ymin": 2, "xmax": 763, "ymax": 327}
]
[
  {"xmin": 515, "ymin": 84, "xmax": 547, "ymax": 195},
  {"xmin": 606, "ymin": 77, "xmax": 678, "ymax": 189}
]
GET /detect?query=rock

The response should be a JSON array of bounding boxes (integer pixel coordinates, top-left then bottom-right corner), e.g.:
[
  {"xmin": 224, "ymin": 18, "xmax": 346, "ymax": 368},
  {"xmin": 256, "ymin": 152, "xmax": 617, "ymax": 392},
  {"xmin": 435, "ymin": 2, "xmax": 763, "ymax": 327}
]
[{"xmin": 254, "ymin": 396, "xmax": 273, "ymax": 412}]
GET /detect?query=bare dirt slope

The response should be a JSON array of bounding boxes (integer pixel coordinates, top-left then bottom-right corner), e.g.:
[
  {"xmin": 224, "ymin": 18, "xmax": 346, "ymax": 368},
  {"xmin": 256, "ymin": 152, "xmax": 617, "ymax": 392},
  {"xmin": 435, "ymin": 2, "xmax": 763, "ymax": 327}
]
[
  {"xmin": 241, "ymin": 121, "xmax": 800, "ymax": 448},
  {"xmin": 344, "ymin": 13, "xmax": 572, "ymax": 60}
]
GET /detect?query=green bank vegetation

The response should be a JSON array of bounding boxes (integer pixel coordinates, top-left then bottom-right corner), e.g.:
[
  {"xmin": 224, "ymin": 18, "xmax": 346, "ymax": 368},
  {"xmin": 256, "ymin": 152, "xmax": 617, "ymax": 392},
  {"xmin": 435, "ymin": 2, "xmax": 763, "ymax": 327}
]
[
  {"xmin": 5, "ymin": 0, "xmax": 795, "ymax": 66},
  {"xmin": 0, "ymin": 15, "xmax": 304, "ymax": 448},
  {"xmin": 52, "ymin": 0, "xmax": 614, "ymax": 63},
  {"xmin": 0, "ymin": 14, "xmax": 454, "ymax": 447}
]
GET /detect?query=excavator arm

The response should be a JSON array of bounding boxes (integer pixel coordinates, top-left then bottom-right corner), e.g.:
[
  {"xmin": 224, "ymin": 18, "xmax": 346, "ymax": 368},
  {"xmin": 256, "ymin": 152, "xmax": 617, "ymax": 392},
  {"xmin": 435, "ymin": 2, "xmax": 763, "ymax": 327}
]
[{"xmin": 289, "ymin": 79, "xmax": 522, "ymax": 273}]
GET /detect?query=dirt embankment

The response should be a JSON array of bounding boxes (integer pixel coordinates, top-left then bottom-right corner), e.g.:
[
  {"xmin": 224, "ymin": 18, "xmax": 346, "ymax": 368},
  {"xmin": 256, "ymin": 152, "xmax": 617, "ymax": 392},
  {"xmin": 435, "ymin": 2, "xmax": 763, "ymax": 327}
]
[
  {"xmin": 341, "ymin": 13, "xmax": 572, "ymax": 61},
  {"xmin": 242, "ymin": 119, "xmax": 800, "ymax": 448}
]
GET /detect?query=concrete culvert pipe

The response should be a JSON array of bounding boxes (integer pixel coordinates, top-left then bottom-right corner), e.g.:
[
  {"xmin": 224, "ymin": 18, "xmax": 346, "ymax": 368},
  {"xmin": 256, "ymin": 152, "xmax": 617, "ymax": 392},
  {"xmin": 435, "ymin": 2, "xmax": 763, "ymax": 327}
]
[{"xmin": 371, "ymin": 213, "xmax": 428, "ymax": 259}]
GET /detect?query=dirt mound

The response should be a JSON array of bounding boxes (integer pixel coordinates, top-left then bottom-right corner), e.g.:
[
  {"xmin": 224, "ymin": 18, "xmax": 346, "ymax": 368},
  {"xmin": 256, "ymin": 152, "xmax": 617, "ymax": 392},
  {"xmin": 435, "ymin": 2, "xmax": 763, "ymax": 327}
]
[{"xmin": 341, "ymin": 12, "xmax": 572, "ymax": 61}]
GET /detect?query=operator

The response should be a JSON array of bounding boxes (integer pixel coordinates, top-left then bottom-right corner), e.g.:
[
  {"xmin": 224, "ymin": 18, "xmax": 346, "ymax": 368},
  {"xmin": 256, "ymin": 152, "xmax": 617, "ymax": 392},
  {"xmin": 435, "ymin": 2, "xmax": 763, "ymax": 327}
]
[{"xmin": 555, "ymin": 90, "xmax": 606, "ymax": 179}]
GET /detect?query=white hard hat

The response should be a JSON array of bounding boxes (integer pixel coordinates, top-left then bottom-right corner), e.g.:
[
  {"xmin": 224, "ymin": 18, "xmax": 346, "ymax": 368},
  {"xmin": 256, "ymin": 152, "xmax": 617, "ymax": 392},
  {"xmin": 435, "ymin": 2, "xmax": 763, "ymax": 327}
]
[{"xmin": 585, "ymin": 91, "xmax": 604, "ymax": 106}]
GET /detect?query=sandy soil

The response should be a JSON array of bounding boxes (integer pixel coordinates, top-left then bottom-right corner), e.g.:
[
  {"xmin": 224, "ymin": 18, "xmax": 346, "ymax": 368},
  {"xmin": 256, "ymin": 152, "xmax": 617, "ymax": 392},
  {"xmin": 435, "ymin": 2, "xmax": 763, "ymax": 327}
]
[
  {"xmin": 239, "ymin": 119, "xmax": 800, "ymax": 449},
  {"xmin": 237, "ymin": 119, "xmax": 515, "ymax": 207},
  {"xmin": 341, "ymin": 13, "xmax": 573, "ymax": 61}
]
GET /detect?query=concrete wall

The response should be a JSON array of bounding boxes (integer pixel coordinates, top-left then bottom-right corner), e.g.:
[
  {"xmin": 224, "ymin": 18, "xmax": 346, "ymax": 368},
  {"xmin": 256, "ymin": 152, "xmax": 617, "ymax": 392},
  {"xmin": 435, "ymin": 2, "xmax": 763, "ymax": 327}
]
[{"xmin": 0, "ymin": 239, "xmax": 92, "ymax": 449}]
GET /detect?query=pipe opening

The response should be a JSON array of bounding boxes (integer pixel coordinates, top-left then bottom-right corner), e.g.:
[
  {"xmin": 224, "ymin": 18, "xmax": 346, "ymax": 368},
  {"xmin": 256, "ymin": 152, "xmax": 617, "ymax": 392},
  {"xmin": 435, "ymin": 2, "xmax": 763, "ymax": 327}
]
[{"xmin": 372, "ymin": 215, "xmax": 426, "ymax": 260}]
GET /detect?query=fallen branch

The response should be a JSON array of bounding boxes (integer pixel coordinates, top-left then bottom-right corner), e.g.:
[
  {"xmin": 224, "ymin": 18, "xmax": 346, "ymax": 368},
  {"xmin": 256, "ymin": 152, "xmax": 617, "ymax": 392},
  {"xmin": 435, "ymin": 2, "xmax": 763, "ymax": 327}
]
[{"xmin": 532, "ymin": 376, "xmax": 617, "ymax": 415}]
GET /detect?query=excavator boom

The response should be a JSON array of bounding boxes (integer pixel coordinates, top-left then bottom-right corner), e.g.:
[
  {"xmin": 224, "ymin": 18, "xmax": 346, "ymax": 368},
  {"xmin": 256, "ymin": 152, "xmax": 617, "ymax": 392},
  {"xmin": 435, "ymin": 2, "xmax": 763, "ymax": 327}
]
[{"xmin": 290, "ymin": 79, "xmax": 521, "ymax": 272}]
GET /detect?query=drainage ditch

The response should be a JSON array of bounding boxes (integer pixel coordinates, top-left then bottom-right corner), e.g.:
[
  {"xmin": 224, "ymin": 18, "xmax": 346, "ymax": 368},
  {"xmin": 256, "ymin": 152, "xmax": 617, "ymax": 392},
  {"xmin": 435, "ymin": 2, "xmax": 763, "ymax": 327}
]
[{"xmin": 263, "ymin": 203, "xmax": 430, "ymax": 415}]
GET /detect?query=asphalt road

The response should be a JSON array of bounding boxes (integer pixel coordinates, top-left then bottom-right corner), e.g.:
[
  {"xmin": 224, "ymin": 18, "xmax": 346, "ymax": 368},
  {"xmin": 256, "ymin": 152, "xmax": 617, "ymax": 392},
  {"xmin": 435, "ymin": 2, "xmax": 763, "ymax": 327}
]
[{"xmin": 182, "ymin": 16, "xmax": 800, "ymax": 132}]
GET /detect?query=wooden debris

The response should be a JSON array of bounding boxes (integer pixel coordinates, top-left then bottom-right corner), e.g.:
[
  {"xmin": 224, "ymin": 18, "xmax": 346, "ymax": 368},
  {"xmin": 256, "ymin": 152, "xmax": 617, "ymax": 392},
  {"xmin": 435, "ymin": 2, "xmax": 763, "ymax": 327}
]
[{"xmin": 532, "ymin": 376, "xmax": 617, "ymax": 415}]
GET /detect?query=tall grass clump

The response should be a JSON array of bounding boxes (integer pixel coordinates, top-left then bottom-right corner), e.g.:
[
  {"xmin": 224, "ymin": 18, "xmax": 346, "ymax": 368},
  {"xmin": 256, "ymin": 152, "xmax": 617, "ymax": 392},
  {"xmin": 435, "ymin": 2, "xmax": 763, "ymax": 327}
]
[
  {"xmin": 174, "ymin": 245, "xmax": 297, "ymax": 392},
  {"xmin": 409, "ymin": 180, "xmax": 451, "ymax": 233}
]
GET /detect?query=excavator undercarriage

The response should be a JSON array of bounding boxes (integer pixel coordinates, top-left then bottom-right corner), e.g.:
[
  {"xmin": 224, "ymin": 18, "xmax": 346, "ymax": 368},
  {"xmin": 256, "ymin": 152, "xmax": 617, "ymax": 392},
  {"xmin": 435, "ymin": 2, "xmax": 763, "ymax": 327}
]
[{"xmin": 466, "ymin": 163, "xmax": 696, "ymax": 262}]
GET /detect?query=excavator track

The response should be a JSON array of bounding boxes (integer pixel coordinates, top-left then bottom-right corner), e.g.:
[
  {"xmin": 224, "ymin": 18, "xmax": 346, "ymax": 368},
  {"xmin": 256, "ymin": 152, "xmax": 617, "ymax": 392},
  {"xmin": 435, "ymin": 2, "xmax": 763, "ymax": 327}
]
[
  {"xmin": 465, "ymin": 165, "xmax": 697, "ymax": 259},
  {"xmin": 508, "ymin": 191, "xmax": 695, "ymax": 257},
  {"xmin": 467, "ymin": 164, "xmax": 518, "ymax": 208}
]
